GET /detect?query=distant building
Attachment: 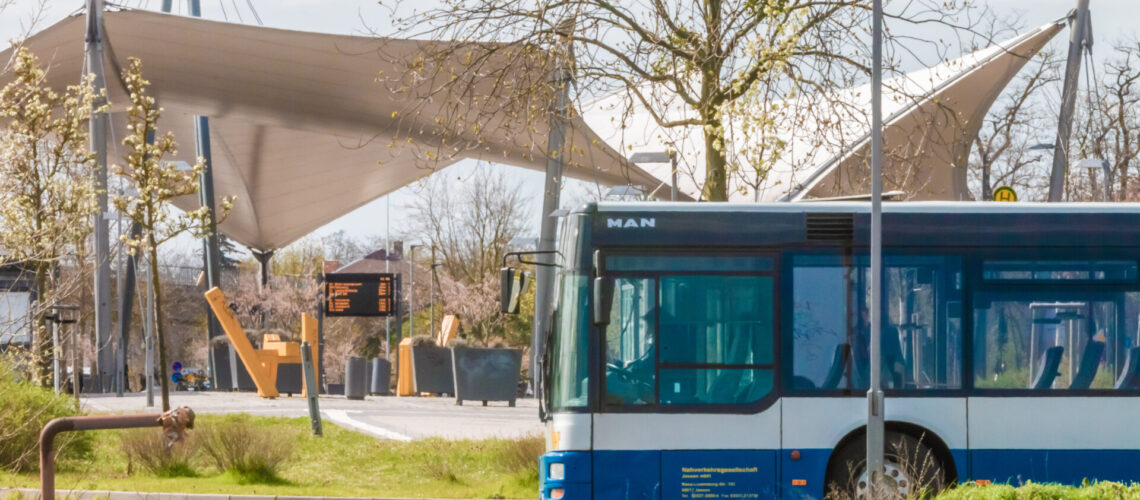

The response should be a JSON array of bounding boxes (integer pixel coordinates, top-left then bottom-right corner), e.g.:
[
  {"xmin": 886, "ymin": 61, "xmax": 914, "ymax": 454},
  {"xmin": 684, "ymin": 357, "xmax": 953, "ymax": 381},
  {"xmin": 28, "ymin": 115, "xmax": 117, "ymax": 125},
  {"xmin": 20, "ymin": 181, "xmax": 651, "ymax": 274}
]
[
  {"xmin": 333, "ymin": 243, "xmax": 404, "ymax": 275},
  {"xmin": 0, "ymin": 262, "xmax": 34, "ymax": 348}
]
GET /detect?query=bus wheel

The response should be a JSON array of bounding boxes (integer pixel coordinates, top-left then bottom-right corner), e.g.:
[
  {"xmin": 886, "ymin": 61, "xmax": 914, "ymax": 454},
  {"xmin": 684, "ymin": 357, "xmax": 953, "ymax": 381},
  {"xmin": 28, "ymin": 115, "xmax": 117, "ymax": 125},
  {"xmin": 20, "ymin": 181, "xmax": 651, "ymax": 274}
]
[{"xmin": 825, "ymin": 431, "xmax": 946, "ymax": 499}]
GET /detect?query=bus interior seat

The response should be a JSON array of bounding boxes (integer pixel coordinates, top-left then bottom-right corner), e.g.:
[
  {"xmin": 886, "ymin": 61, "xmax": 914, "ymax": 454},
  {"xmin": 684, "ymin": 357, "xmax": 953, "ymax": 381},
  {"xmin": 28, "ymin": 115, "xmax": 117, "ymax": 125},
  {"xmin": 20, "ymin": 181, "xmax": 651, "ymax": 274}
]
[
  {"xmin": 1115, "ymin": 347, "xmax": 1140, "ymax": 389},
  {"xmin": 820, "ymin": 343, "xmax": 851, "ymax": 389},
  {"xmin": 1069, "ymin": 341, "xmax": 1105, "ymax": 389},
  {"xmin": 1031, "ymin": 346, "xmax": 1064, "ymax": 390}
]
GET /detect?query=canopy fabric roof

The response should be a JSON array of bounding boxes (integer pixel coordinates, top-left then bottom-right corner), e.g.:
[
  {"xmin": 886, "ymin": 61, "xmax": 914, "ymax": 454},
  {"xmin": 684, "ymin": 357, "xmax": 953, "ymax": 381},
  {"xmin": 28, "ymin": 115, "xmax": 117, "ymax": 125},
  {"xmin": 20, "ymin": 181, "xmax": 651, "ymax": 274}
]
[
  {"xmin": 4, "ymin": 9, "xmax": 663, "ymax": 251},
  {"xmin": 583, "ymin": 20, "xmax": 1065, "ymax": 202}
]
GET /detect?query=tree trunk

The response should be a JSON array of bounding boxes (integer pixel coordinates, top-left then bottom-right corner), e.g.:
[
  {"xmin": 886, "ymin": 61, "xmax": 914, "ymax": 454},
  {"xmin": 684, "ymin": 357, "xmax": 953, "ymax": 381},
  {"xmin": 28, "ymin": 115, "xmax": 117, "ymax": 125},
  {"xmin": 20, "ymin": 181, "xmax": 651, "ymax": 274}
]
[
  {"xmin": 703, "ymin": 123, "xmax": 729, "ymax": 201},
  {"xmin": 980, "ymin": 151, "xmax": 992, "ymax": 201},
  {"xmin": 34, "ymin": 264, "xmax": 50, "ymax": 387},
  {"xmin": 149, "ymin": 245, "xmax": 171, "ymax": 411}
]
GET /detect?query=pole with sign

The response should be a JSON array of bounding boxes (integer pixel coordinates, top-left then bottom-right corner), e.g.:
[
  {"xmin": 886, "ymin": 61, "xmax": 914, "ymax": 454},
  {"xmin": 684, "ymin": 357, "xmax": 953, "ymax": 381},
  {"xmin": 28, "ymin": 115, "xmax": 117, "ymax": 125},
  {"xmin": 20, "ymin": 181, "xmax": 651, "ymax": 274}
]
[
  {"xmin": 324, "ymin": 274, "xmax": 397, "ymax": 317},
  {"xmin": 993, "ymin": 186, "xmax": 1018, "ymax": 202},
  {"xmin": 867, "ymin": 0, "xmax": 886, "ymax": 493}
]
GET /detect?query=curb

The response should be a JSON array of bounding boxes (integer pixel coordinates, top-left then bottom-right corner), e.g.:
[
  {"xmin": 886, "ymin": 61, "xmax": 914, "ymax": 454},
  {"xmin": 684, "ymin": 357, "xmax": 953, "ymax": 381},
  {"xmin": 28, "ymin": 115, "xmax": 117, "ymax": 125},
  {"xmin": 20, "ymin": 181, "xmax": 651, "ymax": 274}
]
[{"xmin": 1, "ymin": 488, "xmax": 477, "ymax": 500}]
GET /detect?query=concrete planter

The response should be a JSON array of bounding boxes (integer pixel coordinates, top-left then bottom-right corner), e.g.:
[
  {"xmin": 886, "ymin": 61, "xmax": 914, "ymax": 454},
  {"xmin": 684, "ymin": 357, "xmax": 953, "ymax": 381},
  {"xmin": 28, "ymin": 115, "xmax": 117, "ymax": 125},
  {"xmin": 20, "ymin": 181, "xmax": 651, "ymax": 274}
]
[
  {"xmin": 410, "ymin": 345, "xmax": 454, "ymax": 395},
  {"xmin": 451, "ymin": 347, "xmax": 523, "ymax": 407}
]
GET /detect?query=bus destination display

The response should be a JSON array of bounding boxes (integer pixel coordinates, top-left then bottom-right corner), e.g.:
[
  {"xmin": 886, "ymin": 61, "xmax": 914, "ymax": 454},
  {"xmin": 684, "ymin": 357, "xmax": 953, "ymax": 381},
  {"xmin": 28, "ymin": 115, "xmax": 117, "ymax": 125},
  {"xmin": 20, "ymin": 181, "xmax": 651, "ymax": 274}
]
[{"xmin": 324, "ymin": 273, "xmax": 395, "ymax": 317}]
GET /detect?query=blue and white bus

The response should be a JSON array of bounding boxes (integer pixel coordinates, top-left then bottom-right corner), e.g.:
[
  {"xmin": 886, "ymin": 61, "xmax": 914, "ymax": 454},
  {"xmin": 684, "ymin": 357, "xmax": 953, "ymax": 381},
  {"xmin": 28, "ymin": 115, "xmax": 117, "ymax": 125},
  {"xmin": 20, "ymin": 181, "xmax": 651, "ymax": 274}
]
[{"xmin": 520, "ymin": 202, "xmax": 1140, "ymax": 500}]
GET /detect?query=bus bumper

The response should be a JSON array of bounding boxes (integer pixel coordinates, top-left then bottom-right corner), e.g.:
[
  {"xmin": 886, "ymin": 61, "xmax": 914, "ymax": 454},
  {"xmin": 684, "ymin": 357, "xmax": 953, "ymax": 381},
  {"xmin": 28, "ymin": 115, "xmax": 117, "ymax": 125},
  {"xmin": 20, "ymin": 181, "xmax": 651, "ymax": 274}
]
[{"xmin": 540, "ymin": 451, "xmax": 591, "ymax": 500}]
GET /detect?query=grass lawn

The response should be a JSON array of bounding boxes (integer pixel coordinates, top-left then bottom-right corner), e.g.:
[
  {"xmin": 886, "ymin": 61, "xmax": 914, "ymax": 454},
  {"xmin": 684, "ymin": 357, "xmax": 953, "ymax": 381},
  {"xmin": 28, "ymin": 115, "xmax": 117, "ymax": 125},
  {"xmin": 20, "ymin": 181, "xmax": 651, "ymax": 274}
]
[{"xmin": 0, "ymin": 414, "xmax": 542, "ymax": 499}]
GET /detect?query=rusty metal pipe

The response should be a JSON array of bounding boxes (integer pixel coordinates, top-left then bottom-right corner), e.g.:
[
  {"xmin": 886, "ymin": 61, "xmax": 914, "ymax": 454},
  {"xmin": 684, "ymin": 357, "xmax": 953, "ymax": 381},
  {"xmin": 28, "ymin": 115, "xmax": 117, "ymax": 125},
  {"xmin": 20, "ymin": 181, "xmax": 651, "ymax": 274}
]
[{"xmin": 40, "ymin": 410, "xmax": 192, "ymax": 499}]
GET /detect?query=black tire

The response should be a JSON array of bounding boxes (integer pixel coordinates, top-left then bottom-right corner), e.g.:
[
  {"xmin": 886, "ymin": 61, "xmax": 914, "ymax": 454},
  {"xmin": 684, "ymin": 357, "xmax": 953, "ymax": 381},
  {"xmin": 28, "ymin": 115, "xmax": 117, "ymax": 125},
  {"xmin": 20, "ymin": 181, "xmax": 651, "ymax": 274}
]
[{"xmin": 825, "ymin": 431, "xmax": 947, "ymax": 499}]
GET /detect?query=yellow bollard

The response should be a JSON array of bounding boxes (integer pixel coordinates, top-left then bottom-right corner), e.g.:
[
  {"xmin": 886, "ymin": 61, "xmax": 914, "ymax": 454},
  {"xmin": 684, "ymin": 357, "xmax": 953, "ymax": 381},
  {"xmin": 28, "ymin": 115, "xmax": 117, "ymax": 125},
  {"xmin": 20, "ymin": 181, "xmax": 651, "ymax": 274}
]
[{"xmin": 397, "ymin": 338, "xmax": 414, "ymax": 396}]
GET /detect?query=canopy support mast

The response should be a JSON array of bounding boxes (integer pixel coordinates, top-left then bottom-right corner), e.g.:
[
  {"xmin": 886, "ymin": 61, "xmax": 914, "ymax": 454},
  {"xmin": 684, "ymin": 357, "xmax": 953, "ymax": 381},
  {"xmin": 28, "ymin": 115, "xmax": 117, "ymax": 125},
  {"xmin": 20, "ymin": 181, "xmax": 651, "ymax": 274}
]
[{"xmin": 1047, "ymin": 0, "xmax": 1092, "ymax": 202}]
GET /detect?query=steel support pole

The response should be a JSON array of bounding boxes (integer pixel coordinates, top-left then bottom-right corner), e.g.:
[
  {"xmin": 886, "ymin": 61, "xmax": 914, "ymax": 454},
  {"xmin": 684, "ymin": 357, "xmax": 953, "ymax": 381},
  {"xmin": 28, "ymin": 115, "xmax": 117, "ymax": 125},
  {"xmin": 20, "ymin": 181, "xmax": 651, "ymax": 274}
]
[
  {"xmin": 532, "ymin": 66, "xmax": 572, "ymax": 395},
  {"xmin": 253, "ymin": 250, "xmax": 274, "ymax": 328},
  {"xmin": 670, "ymin": 153, "xmax": 678, "ymax": 202},
  {"xmin": 1047, "ymin": 0, "xmax": 1092, "ymax": 202},
  {"xmin": 1102, "ymin": 162, "xmax": 1112, "ymax": 202},
  {"xmin": 116, "ymin": 221, "xmax": 141, "ymax": 396},
  {"xmin": 409, "ymin": 245, "xmax": 420, "ymax": 338},
  {"xmin": 866, "ymin": 0, "xmax": 886, "ymax": 490},
  {"xmin": 185, "ymin": 0, "xmax": 226, "ymax": 390},
  {"xmin": 85, "ymin": 0, "xmax": 112, "ymax": 393},
  {"xmin": 430, "ymin": 246, "xmax": 436, "ymax": 339},
  {"xmin": 385, "ymin": 196, "xmax": 391, "ymax": 359},
  {"xmin": 52, "ymin": 321, "xmax": 61, "ymax": 394}
]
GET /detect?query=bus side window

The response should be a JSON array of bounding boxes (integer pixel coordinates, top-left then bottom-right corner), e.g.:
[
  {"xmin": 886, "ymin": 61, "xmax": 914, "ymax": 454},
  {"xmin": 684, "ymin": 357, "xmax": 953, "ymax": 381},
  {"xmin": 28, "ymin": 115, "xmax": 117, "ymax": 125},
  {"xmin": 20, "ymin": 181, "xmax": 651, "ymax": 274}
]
[
  {"xmin": 790, "ymin": 255, "xmax": 962, "ymax": 391},
  {"xmin": 974, "ymin": 297, "xmax": 1125, "ymax": 390}
]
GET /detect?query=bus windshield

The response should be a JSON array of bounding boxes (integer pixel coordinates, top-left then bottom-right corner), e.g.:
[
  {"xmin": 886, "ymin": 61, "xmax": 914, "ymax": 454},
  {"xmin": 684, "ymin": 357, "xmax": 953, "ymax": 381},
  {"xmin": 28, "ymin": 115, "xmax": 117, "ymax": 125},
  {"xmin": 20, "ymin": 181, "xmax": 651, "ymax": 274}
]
[{"xmin": 550, "ymin": 272, "xmax": 589, "ymax": 409}]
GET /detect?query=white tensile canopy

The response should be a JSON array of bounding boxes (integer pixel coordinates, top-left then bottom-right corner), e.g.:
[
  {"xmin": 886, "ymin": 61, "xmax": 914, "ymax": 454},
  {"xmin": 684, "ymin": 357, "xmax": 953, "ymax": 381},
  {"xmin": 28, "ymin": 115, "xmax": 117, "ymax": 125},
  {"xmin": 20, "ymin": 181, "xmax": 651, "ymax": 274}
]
[
  {"xmin": 4, "ymin": 9, "xmax": 663, "ymax": 252},
  {"xmin": 4, "ymin": 10, "xmax": 1065, "ymax": 252},
  {"xmin": 584, "ymin": 20, "xmax": 1065, "ymax": 202}
]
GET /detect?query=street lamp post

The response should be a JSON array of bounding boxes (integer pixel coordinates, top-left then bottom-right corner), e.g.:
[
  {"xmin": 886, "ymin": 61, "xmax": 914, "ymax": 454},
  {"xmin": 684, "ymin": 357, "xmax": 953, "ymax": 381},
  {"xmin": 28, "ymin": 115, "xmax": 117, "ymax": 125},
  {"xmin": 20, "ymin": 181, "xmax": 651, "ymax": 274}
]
[
  {"xmin": 866, "ymin": 0, "xmax": 886, "ymax": 494},
  {"xmin": 630, "ymin": 151, "xmax": 679, "ymax": 201},
  {"xmin": 408, "ymin": 244, "xmax": 422, "ymax": 338},
  {"xmin": 46, "ymin": 305, "xmax": 79, "ymax": 394},
  {"xmin": 1076, "ymin": 158, "xmax": 1112, "ymax": 201},
  {"xmin": 430, "ymin": 247, "xmax": 440, "ymax": 339}
]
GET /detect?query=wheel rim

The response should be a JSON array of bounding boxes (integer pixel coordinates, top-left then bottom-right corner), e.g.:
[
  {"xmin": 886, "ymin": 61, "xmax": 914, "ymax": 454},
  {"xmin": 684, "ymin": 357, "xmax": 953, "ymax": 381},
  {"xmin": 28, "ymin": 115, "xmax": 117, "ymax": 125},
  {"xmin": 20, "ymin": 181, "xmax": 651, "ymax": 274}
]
[{"xmin": 855, "ymin": 461, "xmax": 912, "ymax": 499}]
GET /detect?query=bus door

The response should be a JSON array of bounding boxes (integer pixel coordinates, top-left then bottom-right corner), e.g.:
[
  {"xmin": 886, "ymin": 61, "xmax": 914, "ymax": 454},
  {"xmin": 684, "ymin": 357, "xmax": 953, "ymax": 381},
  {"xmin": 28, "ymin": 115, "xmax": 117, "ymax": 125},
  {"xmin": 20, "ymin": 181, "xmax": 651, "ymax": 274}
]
[
  {"xmin": 591, "ymin": 253, "xmax": 781, "ymax": 500},
  {"xmin": 783, "ymin": 255, "xmax": 967, "ymax": 498},
  {"xmin": 969, "ymin": 261, "xmax": 1140, "ymax": 485}
]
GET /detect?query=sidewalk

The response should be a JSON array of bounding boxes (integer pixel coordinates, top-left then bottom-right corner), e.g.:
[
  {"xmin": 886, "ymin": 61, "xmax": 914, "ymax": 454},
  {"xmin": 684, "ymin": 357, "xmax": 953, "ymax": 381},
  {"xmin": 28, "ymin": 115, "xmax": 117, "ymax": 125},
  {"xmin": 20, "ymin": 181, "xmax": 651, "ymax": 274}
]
[{"xmin": 81, "ymin": 391, "xmax": 543, "ymax": 441}]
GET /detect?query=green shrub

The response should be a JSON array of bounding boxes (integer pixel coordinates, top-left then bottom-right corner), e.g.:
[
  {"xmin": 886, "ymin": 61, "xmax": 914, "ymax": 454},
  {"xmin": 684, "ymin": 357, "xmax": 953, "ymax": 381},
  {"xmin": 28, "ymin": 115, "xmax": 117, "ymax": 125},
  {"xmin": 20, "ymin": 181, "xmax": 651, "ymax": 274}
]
[
  {"xmin": 121, "ymin": 427, "xmax": 197, "ymax": 477},
  {"xmin": 0, "ymin": 360, "xmax": 90, "ymax": 472},
  {"xmin": 197, "ymin": 413, "xmax": 292, "ymax": 483},
  {"xmin": 935, "ymin": 480, "xmax": 1140, "ymax": 500}
]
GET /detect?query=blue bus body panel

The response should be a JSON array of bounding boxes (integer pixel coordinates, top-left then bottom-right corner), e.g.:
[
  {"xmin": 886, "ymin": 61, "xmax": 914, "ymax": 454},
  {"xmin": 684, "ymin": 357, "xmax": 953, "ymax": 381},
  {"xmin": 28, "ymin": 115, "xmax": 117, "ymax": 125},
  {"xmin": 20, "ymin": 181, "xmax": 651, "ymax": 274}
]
[
  {"xmin": 780, "ymin": 449, "xmax": 830, "ymax": 499},
  {"xmin": 661, "ymin": 450, "xmax": 778, "ymax": 500},
  {"xmin": 594, "ymin": 450, "xmax": 661, "ymax": 500},
  {"xmin": 971, "ymin": 449, "xmax": 1140, "ymax": 485},
  {"xmin": 541, "ymin": 451, "xmax": 592, "ymax": 500}
]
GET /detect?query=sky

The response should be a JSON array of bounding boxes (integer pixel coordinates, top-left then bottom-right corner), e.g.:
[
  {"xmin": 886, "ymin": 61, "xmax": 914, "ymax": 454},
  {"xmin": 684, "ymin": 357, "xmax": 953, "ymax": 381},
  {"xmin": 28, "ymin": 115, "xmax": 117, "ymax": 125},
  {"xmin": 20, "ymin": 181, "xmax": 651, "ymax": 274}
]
[{"xmin": 1, "ymin": 0, "xmax": 1137, "ymax": 257}]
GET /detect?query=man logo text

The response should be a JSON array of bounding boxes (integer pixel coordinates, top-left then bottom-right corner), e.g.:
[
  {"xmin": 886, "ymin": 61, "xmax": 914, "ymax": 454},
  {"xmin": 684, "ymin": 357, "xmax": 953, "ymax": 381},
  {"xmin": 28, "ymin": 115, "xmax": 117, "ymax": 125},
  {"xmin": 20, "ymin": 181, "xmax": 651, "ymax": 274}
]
[{"xmin": 607, "ymin": 218, "xmax": 655, "ymax": 229}]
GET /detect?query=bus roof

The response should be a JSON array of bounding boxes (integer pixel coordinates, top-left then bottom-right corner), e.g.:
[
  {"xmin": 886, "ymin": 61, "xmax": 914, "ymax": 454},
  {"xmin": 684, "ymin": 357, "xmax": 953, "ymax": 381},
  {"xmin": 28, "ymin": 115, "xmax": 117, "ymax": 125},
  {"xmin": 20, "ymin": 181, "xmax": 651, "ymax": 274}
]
[
  {"xmin": 578, "ymin": 201, "xmax": 1140, "ymax": 249},
  {"xmin": 590, "ymin": 201, "xmax": 1140, "ymax": 215}
]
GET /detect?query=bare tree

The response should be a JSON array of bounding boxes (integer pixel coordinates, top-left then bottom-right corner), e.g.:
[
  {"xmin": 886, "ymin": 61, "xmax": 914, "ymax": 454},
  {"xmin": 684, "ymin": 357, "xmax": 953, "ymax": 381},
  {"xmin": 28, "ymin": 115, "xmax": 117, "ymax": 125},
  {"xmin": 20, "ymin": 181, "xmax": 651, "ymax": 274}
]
[
  {"xmin": 969, "ymin": 52, "xmax": 1060, "ymax": 201},
  {"xmin": 1072, "ymin": 37, "xmax": 1140, "ymax": 201},
  {"xmin": 405, "ymin": 164, "xmax": 530, "ymax": 283},
  {"xmin": 403, "ymin": 164, "xmax": 531, "ymax": 343},
  {"xmin": 382, "ymin": 0, "xmax": 990, "ymax": 201}
]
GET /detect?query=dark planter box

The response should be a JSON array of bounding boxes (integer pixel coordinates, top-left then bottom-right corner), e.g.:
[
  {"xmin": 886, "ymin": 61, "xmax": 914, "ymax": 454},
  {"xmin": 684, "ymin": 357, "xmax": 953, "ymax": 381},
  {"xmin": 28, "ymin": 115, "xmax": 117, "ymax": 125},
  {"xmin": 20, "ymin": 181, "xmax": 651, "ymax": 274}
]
[
  {"xmin": 345, "ymin": 357, "xmax": 367, "ymax": 400},
  {"xmin": 212, "ymin": 343, "xmax": 256, "ymax": 392},
  {"xmin": 451, "ymin": 347, "xmax": 523, "ymax": 406},
  {"xmin": 276, "ymin": 363, "xmax": 303, "ymax": 395},
  {"xmin": 411, "ymin": 345, "xmax": 454, "ymax": 395},
  {"xmin": 371, "ymin": 358, "xmax": 392, "ymax": 395},
  {"xmin": 327, "ymin": 383, "xmax": 345, "ymax": 395}
]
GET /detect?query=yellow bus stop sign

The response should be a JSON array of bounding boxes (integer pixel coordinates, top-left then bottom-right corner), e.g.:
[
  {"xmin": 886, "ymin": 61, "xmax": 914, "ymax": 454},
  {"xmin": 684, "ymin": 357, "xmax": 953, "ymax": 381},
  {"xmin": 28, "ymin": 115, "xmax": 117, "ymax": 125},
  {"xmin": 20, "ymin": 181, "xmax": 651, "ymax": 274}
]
[{"xmin": 993, "ymin": 186, "xmax": 1018, "ymax": 202}]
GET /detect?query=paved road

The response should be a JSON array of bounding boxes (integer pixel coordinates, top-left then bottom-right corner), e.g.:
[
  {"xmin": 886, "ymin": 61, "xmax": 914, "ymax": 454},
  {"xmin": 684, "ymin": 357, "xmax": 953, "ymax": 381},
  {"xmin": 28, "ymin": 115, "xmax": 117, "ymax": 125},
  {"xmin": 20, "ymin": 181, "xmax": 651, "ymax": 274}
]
[{"xmin": 82, "ymin": 391, "xmax": 544, "ymax": 441}]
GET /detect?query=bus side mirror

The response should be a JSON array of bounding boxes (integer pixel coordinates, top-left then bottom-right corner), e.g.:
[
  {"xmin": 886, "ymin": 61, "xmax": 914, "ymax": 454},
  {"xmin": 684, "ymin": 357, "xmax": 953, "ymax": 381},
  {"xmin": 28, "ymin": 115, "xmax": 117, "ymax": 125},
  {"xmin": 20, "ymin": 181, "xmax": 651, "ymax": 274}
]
[
  {"xmin": 501, "ymin": 267, "xmax": 529, "ymax": 314},
  {"xmin": 593, "ymin": 277, "xmax": 613, "ymax": 326}
]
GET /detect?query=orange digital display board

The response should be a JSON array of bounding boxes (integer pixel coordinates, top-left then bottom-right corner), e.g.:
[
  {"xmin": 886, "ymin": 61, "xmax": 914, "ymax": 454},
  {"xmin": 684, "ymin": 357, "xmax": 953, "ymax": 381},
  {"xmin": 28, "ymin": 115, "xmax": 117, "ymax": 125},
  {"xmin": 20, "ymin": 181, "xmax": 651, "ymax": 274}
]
[{"xmin": 324, "ymin": 273, "xmax": 396, "ymax": 317}]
